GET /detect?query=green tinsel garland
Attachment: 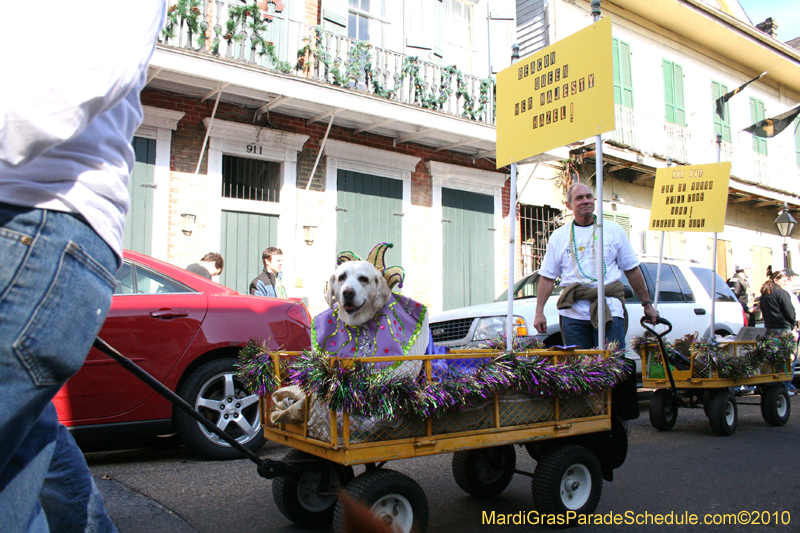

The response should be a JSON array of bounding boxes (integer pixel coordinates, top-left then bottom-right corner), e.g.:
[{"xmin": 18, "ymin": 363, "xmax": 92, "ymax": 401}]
[
  {"xmin": 238, "ymin": 343, "xmax": 628, "ymax": 421},
  {"xmin": 631, "ymin": 332, "xmax": 794, "ymax": 380}
]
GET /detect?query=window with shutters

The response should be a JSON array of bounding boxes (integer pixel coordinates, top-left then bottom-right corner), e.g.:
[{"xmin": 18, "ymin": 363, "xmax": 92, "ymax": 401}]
[
  {"xmin": 612, "ymin": 38, "xmax": 633, "ymax": 109},
  {"xmin": 662, "ymin": 60, "xmax": 685, "ymax": 126},
  {"xmin": 221, "ymin": 155, "xmax": 280, "ymax": 202},
  {"xmin": 750, "ymin": 97, "xmax": 768, "ymax": 155},
  {"xmin": 711, "ymin": 81, "xmax": 732, "ymax": 143}
]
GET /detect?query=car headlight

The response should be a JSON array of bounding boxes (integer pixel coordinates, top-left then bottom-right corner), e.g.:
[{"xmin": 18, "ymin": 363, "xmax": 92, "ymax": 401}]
[{"xmin": 474, "ymin": 316, "xmax": 528, "ymax": 340}]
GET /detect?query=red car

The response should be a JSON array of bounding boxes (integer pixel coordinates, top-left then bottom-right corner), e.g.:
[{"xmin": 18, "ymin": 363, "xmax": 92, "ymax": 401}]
[{"xmin": 54, "ymin": 250, "xmax": 311, "ymax": 459}]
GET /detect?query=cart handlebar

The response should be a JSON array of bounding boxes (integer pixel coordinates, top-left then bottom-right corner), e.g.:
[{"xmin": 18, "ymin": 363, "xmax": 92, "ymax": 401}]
[{"xmin": 640, "ymin": 316, "xmax": 672, "ymax": 337}]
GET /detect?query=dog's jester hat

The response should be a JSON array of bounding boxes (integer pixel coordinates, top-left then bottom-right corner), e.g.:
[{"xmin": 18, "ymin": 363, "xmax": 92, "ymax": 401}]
[{"xmin": 336, "ymin": 243, "xmax": 405, "ymax": 290}]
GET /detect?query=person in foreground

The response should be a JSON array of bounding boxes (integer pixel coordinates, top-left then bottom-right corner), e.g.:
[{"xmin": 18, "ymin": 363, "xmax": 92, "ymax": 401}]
[
  {"xmin": 186, "ymin": 252, "xmax": 224, "ymax": 280},
  {"xmin": 533, "ymin": 183, "xmax": 659, "ymax": 418},
  {"xmin": 0, "ymin": 2, "xmax": 164, "ymax": 531}
]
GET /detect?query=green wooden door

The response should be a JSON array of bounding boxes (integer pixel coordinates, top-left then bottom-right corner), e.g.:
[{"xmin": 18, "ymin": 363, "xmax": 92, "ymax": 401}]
[
  {"xmin": 336, "ymin": 170, "xmax": 403, "ymax": 261},
  {"xmin": 124, "ymin": 136, "xmax": 156, "ymax": 255},
  {"xmin": 219, "ymin": 211, "xmax": 279, "ymax": 294},
  {"xmin": 442, "ymin": 188, "xmax": 495, "ymax": 310}
]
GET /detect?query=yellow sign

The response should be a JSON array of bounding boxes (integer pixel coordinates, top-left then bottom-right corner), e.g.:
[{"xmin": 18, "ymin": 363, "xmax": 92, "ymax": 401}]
[
  {"xmin": 495, "ymin": 17, "xmax": 615, "ymax": 168},
  {"xmin": 649, "ymin": 162, "xmax": 732, "ymax": 233}
]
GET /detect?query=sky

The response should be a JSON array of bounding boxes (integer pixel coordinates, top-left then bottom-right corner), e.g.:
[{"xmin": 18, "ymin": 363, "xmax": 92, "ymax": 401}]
[{"xmin": 737, "ymin": 0, "xmax": 800, "ymax": 42}]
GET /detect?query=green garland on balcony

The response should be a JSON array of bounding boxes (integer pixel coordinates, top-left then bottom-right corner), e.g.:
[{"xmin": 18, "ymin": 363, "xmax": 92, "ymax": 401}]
[
  {"xmin": 220, "ymin": 2, "xmax": 292, "ymax": 73},
  {"xmin": 162, "ymin": 0, "xmax": 203, "ymax": 45},
  {"xmin": 310, "ymin": 27, "xmax": 494, "ymax": 120}
]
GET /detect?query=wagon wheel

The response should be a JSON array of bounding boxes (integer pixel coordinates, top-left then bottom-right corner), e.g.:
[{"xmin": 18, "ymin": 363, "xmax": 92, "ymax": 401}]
[
  {"xmin": 333, "ymin": 469, "xmax": 429, "ymax": 533},
  {"xmin": 761, "ymin": 385, "xmax": 791, "ymax": 426},
  {"xmin": 452, "ymin": 445, "xmax": 516, "ymax": 499},
  {"xmin": 531, "ymin": 445, "xmax": 602, "ymax": 521},
  {"xmin": 649, "ymin": 389, "xmax": 678, "ymax": 431},
  {"xmin": 273, "ymin": 449, "xmax": 354, "ymax": 527},
  {"xmin": 707, "ymin": 389, "xmax": 737, "ymax": 436}
]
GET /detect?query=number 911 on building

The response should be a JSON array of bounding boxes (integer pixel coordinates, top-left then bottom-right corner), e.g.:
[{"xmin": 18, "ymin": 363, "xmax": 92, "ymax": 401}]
[{"xmin": 649, "ymin": 162, "xmax": 731, "ymax": 233}]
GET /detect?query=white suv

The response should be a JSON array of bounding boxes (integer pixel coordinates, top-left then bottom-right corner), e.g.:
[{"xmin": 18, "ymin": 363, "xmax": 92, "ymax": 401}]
[{"xmin": 430, "ymin": 259, "xmax": 746, "ymax": 382}]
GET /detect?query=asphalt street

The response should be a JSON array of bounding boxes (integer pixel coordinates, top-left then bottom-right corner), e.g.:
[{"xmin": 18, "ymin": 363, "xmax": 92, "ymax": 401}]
[{"xmin": 84, "ymin": 397, "xmax": 800, "ymax": 533}]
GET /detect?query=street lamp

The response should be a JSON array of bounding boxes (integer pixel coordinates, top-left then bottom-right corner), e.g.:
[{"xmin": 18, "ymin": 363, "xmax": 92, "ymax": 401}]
[{"xmin": 774, "ymin": 202, "xmax": 796, "ymax": 269}]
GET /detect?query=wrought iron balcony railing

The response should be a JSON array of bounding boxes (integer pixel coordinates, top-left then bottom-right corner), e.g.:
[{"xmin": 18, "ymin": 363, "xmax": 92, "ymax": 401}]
[{"xmin": 160, "ymin": 0, "xmax": 495, "ymax": 125}]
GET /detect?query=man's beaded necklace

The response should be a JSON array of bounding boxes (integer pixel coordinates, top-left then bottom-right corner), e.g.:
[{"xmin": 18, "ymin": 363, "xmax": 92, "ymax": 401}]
[{"xmin": 570, "ymin": 215, "xmax": 607, "ymax": 282}]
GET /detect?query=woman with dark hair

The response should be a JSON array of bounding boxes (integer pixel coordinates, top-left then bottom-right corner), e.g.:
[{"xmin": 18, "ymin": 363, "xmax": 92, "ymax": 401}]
[{"xmin": 759, "ymin": 269, "xmax": 797, "ymax": 395}]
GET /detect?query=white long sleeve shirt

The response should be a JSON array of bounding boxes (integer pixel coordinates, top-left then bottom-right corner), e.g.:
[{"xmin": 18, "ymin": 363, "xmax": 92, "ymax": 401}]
[{"xmin": 0, "ymin": 1, "xmax": 165, "ymax": 259}]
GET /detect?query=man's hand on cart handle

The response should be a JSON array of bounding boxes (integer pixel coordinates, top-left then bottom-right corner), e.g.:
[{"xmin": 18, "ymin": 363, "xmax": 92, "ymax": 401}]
[{"xmin": 642, "ymin": 301, "xmax": 659, "ymax": 325}]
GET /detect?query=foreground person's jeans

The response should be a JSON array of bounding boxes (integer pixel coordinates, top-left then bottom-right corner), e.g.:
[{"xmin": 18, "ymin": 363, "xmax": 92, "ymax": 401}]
[{"xmin": 0, "ymin": 203, "xmax": 118, "ymax": 533}]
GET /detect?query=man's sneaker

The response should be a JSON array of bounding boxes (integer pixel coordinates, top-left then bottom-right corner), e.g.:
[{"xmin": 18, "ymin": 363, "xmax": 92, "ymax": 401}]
[
  {"xmin": 788, "ymin": 390, "xmax": 797, "ymax": 397},
  {"xmin": 735, "ymin": 385, "xmax": 755, "ymax": 396}
]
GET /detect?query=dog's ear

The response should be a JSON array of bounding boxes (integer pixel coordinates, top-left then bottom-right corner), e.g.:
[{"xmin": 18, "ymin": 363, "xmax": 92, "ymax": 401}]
[
  {"xmin": 373, "ymin": 271, "xmax": 392, "ymax": 309},
  {"xmin": 326, "ymin": 273, "xmax": 336, "ymax": 309}
]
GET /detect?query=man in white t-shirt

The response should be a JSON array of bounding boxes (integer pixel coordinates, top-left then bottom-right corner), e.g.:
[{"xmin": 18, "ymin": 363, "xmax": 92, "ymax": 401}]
[{"xmin": 534, "ymin": 183, "xmax": 658, "ymax": 347}]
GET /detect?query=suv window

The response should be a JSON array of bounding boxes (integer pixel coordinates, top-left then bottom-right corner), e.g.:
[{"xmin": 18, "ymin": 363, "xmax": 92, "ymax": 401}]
[
  {"xmin": 642, "ymin": 263, "xmax": 692, "ymax": 302},
  {"xmin": 689, "ymin": 267, "xmax": 737, "ymax": 303}
]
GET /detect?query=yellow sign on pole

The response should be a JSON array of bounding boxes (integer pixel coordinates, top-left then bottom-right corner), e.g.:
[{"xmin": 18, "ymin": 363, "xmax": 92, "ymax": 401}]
[
  {"xmin": 649, "ymin": 162, "xmax": 731, "ymax": 233},
  {"xmin": 495, "ymin": 16, "xmax": 615, "ymax": 168}
]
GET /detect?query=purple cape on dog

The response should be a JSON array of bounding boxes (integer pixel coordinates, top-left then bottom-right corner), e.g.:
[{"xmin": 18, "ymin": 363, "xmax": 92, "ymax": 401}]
[{"xmin": 312, "ymin": 294, "xmax": 427, "ymax": 357}]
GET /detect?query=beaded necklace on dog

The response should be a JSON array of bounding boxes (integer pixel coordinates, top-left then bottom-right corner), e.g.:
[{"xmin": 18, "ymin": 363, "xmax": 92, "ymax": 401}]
[{"xmin": 570, "ymin": 215, "xmax": 606, "ymax": 282}]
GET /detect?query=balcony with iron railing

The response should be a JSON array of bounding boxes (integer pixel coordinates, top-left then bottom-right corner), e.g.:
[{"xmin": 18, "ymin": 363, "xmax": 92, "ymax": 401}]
[
  {"xmin": 605, "ymin": 104, "xmax": 800, "ymax": 196},
  {"xmin": 159, "ymin": 0, "xmax": 495, "ymax": 125}
]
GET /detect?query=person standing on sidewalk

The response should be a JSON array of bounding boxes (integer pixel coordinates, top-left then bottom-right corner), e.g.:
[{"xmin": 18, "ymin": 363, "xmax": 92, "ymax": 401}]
[
  {"xmin": 0, "ymin": 2, "xmax": 164, "ymax": 531},
  {"xmin": 759, "ymin": 269, "xmax": 797, "ymax": 396},
  {"xmin": 249, "ymin": 246, "xmax": 287, "ymax": 298}
]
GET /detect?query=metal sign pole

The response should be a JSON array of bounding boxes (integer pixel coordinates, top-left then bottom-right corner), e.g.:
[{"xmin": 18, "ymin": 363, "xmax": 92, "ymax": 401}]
[
  {"xmin": 506, "ymin": 44, "xmax": 520, "ymax": 346},
  {"xmin": 592, "ymin": 1, "xmax": 605, "ymax": 348},
  {"xmin": 710, "ymin": 134, "xmax": 722, "ymax": 338}
]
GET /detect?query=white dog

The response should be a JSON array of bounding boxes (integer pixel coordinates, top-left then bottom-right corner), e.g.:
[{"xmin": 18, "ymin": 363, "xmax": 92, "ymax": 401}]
[
  {"xmin": 326, "ymin": 260, "xmax": 429, "ymax": 356},
  {"xmin": 327, "ymin": 261, "xmax": 392, "ymax": 327}
]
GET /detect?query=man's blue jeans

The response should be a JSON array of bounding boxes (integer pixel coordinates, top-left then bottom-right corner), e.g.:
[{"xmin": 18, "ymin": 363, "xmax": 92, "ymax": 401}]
[
  {"xmin": 0, "ymin": 203, "xmax": 118, "ymax": 532},
  {"xmin": 560, "ymin": 315, "xmax": 627, "ymax": 349}
]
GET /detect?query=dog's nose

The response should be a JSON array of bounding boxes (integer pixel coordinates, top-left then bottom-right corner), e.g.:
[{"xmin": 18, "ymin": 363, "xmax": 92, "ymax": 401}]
[{"xmin": 342, "ymin": 288, "xmax": 355, "ymax": 300}]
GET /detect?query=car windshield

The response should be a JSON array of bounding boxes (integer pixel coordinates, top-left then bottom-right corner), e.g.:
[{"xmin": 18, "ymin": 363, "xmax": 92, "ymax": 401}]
[{"xmin": 494, "ymin": 272, "xmax": 563, "ymax": 302}]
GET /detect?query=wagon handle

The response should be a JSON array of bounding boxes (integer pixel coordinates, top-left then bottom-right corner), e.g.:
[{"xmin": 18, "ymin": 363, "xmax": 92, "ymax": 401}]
[
  {"xmin": 640, "ymin": 316, "xmax": 672, "ymax": 337},
  {"xmin": 639, "ymin": 317, "xmax": 678, "ymax": 394}
]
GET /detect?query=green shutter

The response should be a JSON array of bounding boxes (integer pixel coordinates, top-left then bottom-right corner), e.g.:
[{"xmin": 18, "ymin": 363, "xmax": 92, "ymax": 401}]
[
  {"xmin": 663, "ymin": 60, "xmax": 675, "ymax": 124},
  {"xmin": 619, "ymin": 41, "xmax": 634, "ymax": 108},
  {"xmin": 322, "ymin": 0, "xmax": 348, "ymax": 36},
  {"xmin": 124, "ymin": 136, "xmax": 156, "ymax": 255},
  {"xmin": 711, "ymin": 81, "xmax": 731, "ymax": 142},
  {"xmin": 336, "ymin": 170, "xmax": 403, "ymax": 262},
  {"xmin": 442, "ymin": 188, "xmax": 495, "ymax": 309},
  {"xmin": 433, "ymin": 0, "xmax": 444, "ymax": 59},
  {"xmin": 612, "ymin": 39, "xmax": 621, "ymax": 105},
  {"xmin": 795, "ymin": 118, "xmax": 800, "ymax": 167},
  {"xmin": 663, "ymin": 60, "xmax": 684, "ymax": 126},
  {"xmin": 602, "ymin": 213, "xmax": 630, "ymax": 240},
  {"xmin": 673, "ymin": 63, "xmax": 685, "ymax": 127},
  {"xmin": 750, "ymin": 97, "xmax": 768, "ymax": 155}
]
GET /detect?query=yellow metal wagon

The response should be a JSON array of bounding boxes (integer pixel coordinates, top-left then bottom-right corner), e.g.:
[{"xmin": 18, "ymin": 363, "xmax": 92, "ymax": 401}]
[
  {"xmin": 258, "ymin": 348, "xmax": 629, "ymax": 532},
  {"xmin": 639, "ymin": 319, "xmax": 792, "ymax": 436}
]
